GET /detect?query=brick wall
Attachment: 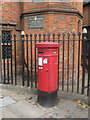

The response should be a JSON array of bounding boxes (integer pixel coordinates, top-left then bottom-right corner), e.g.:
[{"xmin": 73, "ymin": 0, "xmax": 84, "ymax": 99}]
[
  {"xmin": 83, "ymin": 5, "xmax": 89, "ymax": 26},
  {"xmin": 22, "ymin": 1, "xmax": 83, "ymax": 14},
  {"xmin": 1, "ymin": 1, "xmax": 83, "ymax": 33},
  {"xmin": 2, "ymin": 2, "xmax": 21, "ymax": 23},
  {"xmin": 22, "ymin": 1, "xmax": 83, "ymax": 34},
  {"xmin": 1, "ymin": 1, "xmax": 83, "ymax": 87},
  {"xmin": 1, "ymin": 2, "xmax": 21, "ymax": 35},
  {"xmin": 20, "ymin": 1, "xmax": 83, "ymax": 86},
  {"xmin": 69, "ymin": 1, "xmax": 83, "ymax": 14},
  {"xmin": 1, "ymin": 2, "xmax": 22, "ymax": 68},
  {"xmin": 23, "ymin": 14, "xmax": 82, "ymax": 34}
]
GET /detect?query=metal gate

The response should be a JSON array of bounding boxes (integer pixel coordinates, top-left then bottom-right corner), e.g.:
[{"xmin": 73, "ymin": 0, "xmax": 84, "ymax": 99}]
[{"xmin": 1, "ymin": 32, "xmax": 90, "ymax": 96}]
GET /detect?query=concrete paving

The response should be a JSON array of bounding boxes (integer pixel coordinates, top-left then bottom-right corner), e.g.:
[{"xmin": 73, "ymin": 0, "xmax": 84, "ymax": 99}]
[
  {"xmin": 0, "ymin": 96, "xmax": 16, "ymax": 108},
  {"xmin": 0, "ymin": 84, "xmax": 89, "ymax": 118}
]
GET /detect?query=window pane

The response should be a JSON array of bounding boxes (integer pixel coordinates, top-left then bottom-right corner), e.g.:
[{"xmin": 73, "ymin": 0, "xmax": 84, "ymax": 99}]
[
  {"xmin": 2, "ymin": 31, "xmax": 12, "ymax": 59},
  {"xmin": 2, "ymin": 45, "xmax": 11, "ymax": 59},
  {"xmin": 2, "ymin": 31, "xmax": 11, "ymax": 43}
]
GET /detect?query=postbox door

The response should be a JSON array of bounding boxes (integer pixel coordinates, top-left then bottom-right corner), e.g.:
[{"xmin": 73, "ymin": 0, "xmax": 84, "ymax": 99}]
[
  {"xmin": 38, "ymin": 57, "xmax": 49, "ymax": 91},
  {"xmin": 49, "ymin": 56, "xmax": 58, "ymax": 91}
]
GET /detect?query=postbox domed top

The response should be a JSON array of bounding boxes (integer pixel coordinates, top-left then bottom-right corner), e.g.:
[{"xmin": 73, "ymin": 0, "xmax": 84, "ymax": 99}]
[{"xmin": 35, "ymin": 42, "xmax": 60, "ymax": 48}]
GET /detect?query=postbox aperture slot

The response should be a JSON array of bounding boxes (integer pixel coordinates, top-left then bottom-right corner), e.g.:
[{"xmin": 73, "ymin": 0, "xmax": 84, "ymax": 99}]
[{"xmin": 38, "ymin": 52, "xmax": 44, "ymax": 53}]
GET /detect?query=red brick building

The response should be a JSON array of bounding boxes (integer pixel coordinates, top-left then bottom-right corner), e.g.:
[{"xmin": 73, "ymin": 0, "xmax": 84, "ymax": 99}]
[
  {"xmin": 1, "ymin": 1, "xmax": 83, "ymax": 36},
  {"xmin": 1, "ymin": 1, "xmax": 84, "ymax": 87}
]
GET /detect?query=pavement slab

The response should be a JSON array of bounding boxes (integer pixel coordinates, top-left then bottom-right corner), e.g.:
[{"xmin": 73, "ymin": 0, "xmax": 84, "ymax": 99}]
[
  {"xmin": 0, "ymin": 84, "xmax": 89, "ymax": 119},
  {"xmin": 0, "ymin": 96, "xmax": 16, "ymax": 108},
  {"xmin": 1, "ymin": 107, "xmax": 17, "ymax": 118},
  {"xmin": 3, "ymin": 100, "xmax": 51, "ymax": 118},
  {"xmin": 1, "ymin": 89, "xmax": 36, "ymax": 102}
]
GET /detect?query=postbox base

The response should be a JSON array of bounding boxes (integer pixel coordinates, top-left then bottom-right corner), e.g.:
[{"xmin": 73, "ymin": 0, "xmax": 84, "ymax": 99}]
[{"xmin": 38, "ymin": 89, "xmax": 57, "ymax": 107}]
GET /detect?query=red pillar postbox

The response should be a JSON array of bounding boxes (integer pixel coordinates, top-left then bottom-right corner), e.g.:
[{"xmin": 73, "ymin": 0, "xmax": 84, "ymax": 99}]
[{"xmin": 35, "ymin": 42, "xmax": 60, "ymax": 107}]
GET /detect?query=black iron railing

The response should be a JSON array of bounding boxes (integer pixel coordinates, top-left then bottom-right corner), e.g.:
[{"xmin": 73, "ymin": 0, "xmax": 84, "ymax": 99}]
[{"xmin": 1, "ymin": 32, "xmax": 90, "ymax": 96}]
